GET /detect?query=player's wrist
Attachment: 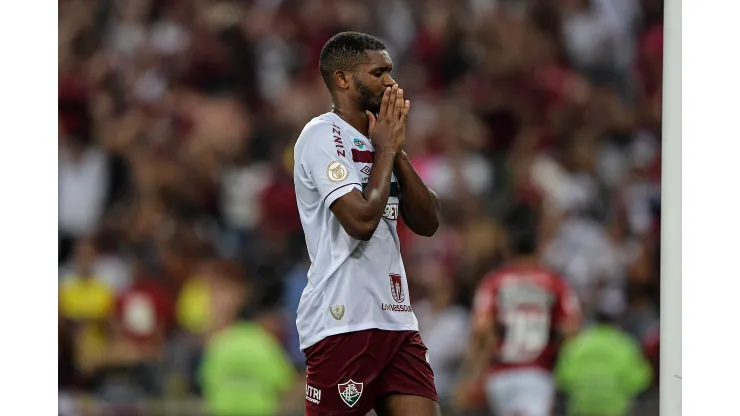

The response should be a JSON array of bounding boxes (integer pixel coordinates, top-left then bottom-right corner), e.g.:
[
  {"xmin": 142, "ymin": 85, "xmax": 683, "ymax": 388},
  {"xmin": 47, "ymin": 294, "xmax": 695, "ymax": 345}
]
[
  {"xmin": 374, "ymin": 147, "xmax": 397, "ymax": 160},
  {"xmin": 394, "ymin": 150, "xmax": 408, "ymax": 163}
]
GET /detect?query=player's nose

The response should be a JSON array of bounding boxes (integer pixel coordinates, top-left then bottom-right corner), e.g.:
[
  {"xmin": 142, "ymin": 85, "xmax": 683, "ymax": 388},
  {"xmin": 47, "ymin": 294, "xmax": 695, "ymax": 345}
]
[{"xmin": 383, "ymin": 75, "xmax": 396, "ymax": 88}]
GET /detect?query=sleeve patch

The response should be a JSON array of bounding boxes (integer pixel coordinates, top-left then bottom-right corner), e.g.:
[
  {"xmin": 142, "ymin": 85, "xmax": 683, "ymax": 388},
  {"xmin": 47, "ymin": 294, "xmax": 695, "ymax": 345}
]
[{"xmin": 326, "ymin": 160, "xmax": 350, "ymax": 182}]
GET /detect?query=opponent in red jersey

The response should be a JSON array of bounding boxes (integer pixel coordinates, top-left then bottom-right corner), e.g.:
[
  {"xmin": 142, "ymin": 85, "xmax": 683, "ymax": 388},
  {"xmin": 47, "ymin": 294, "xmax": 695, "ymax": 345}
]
[{"xmin": 456, "ymin": 205, "xmax": 581, "ymax": 416}]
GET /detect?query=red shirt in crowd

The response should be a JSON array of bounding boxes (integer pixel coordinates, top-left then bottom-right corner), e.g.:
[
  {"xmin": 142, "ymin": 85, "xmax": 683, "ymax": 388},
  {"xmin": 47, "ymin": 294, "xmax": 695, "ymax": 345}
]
[
  {"xmin": 114, "ymin": 277, "xmax": 174, "ymax": 346},
  {"xmin": 472, "ymin": 263, "xmax": 581, "ymax": 374}
]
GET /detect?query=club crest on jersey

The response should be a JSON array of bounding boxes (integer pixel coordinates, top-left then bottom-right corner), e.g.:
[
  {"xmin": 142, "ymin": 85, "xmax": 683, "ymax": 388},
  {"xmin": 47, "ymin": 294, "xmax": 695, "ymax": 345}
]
[
  {"xmin": 337, "ymin": 380, "xmax": 363, "ymax": 407},
  {"xmin": 353, "ymin": 138, "xmax": 366, "ymax": 149},
  {"xmin": 329, "ymin": 305, "xmax": 345, "ymax": 320},
  {"xmin": 389, "ymin": 274, "xmax": 405, "ymax": 303},
  {"xmin": 326, "ymin": 160, "xmax": 349, "ymax": 182}
]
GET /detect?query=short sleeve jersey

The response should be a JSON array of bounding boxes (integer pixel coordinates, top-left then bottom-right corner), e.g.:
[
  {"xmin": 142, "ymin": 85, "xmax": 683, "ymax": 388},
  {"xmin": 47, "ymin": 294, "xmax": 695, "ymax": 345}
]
[
  {"xmin": 293, "ymin": 112, "xmax": 417, "ymax": 350},
  {"xmin": 472, "ymin": 265, "xmax": 581, "ymax": 373}
]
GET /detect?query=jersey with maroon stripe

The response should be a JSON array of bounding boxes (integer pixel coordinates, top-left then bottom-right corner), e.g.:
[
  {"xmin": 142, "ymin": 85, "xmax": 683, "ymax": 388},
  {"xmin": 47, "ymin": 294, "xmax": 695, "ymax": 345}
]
[
  {"xmin": 293, "ymin": 112, "xmax": 417, "ymax": 351},
  {"xmin": 473, "ymin": 265, "xmax": 580, "ymax": 373}
]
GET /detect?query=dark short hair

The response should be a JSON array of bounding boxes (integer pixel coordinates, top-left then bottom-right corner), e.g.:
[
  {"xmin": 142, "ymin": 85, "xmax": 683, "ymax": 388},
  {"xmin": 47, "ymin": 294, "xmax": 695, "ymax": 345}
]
[
  {"xmin": 504, "ymin": 203, "xmax": 539, "ymax": 256},
  {"xmin": 319, "ymin": 31, "xmax": 387, "ymax": 90}
]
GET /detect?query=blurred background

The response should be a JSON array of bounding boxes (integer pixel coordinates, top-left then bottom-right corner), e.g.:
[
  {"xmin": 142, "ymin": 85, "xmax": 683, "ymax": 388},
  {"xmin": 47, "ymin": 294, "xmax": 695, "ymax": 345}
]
[{"xmin": 58, "ymin": 0, "xmax": 663, "ymax": 414}]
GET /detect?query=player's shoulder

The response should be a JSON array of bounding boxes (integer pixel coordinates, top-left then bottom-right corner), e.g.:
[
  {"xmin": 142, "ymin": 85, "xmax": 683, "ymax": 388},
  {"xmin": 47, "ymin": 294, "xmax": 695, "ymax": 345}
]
[
  {"xmin": 480, "ymin": 264, "xmax": 532, "ymax": 284},
  {"xmin": 481, "ymin": 264, "xmax": 563, "ymax": 291},
  {"xmin": 531, "ymin": 267, "xmax": 571, "ymax": 296},
  {"xmin": 295, "ymin": 113, "xmax": 338, "ymax": 152},
  {"xmin": 477, "ymin": 268, "xmax": 507, "ymax": 293},
  {"xmin": 518, "ymin": 264, "xmax": 566, "ymax": 286},
  {"xmin": 540, "ymin": 267, "xmax": 571, "ymax": 292}
]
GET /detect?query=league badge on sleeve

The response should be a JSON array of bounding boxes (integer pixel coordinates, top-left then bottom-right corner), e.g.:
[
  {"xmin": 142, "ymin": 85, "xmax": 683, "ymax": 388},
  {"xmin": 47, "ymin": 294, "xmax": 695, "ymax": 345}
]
[{"xmin": 326, "ymin": 160, "xmax": 349, "ymax": 182}]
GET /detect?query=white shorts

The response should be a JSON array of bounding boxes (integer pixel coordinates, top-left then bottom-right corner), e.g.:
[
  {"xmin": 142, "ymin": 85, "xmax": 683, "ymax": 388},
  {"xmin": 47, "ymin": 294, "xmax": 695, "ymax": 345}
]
[{"xmin": 484, "ymin": 368, "xmax": 555, "ymax": 416}]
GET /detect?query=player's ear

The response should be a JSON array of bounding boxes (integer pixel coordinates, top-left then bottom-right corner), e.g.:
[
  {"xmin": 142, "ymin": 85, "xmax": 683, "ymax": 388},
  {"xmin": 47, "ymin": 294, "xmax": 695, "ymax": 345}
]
[{"xmin": 334, "ymin": 70, "xmax": 351, "ymax": 90}]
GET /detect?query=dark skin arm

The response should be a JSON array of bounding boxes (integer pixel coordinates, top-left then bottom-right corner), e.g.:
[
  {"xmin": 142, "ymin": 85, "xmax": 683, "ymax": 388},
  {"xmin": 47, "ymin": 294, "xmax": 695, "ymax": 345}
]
[
  {"xmin": 395, "ymin": 151, "xmax": 441, "ymax": 237},
  {"xmin": 453, "ymin": 308, "xmax": 496, "ymax": 412},
  {"xmin": 330, "ymin": 150, "xmax": 397, "ymax": 241},
  {"xmin": 330, "ymin": 86, "xmax": 409, "ymax": 241}
]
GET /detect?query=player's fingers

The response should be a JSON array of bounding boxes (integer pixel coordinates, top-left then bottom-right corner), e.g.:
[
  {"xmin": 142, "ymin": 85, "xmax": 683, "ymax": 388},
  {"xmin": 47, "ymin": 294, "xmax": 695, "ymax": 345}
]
[
  {"xmin": 379, "ymin": 87, "xmax": 391, "ymax": 118},
  {"xmin": 366, "ymin": 111, "xmax": 376, "ymax": 132},
  {"xmin": 385, "ymin": 84, "xmax": 399, "ymax": 119},
  {"xmin": 400, "ymin": 99, "xmax": 411, "ymax": 123},
  {"xmin": 393, "ymin": 88, "xmax": 404, "ymax": 120}
]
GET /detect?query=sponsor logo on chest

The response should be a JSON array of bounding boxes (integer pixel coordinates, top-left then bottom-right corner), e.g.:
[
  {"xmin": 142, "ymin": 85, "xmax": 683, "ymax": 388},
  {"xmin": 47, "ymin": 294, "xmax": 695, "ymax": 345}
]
[
  {"xmin": 381, "ymin": 303, "xmax": 413, "ymax": 312},
  {"xmin": 381, "ymin": 274, "xmax": 412, "ymax": 312},
  {"xmin": 352, "ymin": 148, "xmax": 401, "ymax": 221},
  {"xmin": 389, "ymin": 273, "xmax": 405, "ymax": 303}
]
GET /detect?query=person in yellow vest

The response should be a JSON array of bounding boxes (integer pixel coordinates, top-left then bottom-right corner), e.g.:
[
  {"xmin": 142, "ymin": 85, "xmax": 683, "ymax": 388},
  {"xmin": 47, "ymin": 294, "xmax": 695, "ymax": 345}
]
[
  {"xmin": 176, "ymin": 274, "xmax": 212, "ymax": 336},
  {"xmin": 59, "ymin": 239, "xmax": 115, "ymax": 375}
]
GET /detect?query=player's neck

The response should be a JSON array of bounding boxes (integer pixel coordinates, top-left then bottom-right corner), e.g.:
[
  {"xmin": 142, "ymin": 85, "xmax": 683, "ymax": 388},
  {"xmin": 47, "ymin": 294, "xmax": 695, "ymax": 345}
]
[
  {"xmin": 508, "ymin": 255, "xmax": 540, "ymax": 267},
  {"xmin": 331, "ymin": 105, "xmax": 369, "ymax": 137}
]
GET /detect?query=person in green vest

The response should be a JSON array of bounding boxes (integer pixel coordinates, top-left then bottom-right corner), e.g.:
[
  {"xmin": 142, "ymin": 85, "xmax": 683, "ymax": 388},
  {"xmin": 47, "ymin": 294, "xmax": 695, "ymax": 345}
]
[
  {"xmin": 198, "ymin": 262, "xmax": 298, "ymax": 416},
  {"xmin": 554, "ymin": 311, "xmax": 653, "ymax": 416},
  {"xmin": 199, "ymin": 315, "xmax": 297, "ymax": 415}
]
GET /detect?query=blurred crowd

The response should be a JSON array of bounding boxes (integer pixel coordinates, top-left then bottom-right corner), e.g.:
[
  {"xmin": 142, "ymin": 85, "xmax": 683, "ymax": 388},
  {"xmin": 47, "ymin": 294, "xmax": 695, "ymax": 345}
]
[{"xmin": 58, "ymin": 0, "xmax": 664, "ymax": 414}]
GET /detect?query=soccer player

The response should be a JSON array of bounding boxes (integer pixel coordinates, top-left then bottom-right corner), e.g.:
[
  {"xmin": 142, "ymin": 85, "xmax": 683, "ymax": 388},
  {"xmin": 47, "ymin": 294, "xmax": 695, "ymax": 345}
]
[
  {"xmin": 293, "ymin": 32, "xmax": 442, "ymax": 416},
  {"xmin": 455, "ymin": 204, "xmax": 581, "ymax": 416}
]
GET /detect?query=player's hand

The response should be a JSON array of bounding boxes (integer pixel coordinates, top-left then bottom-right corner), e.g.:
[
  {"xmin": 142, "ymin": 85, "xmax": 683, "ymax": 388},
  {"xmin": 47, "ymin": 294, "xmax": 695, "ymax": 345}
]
[
  {"xmin": 452, "ymin": 381, "xmax": 474, "ymax": 413},
  {"xmin": 366, "ymin": 84, "xmax": 411, "ymax": 154},
  {"xmin": 452, "ymin": 378, "xmax": 485, "ymax": 414}
]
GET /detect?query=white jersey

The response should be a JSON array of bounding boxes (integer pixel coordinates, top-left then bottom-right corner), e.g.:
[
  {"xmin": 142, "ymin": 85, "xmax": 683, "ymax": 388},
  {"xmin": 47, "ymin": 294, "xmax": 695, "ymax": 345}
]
[{"xmin": 293, "ymin": 112, "xmax": 418, "ymax": 350}]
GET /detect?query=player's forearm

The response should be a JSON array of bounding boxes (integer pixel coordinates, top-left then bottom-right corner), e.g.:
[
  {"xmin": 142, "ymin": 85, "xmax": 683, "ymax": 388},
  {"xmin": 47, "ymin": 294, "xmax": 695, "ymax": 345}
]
[
  {"xmin": 462, "ymin": 332, "xmax": 496, "ymax": 380},
  {"xmin": 461, "ymin": 339, "xmax": 491, "ymax": 381},
  {"xmin": 559, "ymin": 319, "xmax": 580, "ymax": 340},
  {"xmin": 394, "ymin": 151, "xmax": 441, "ymax": 237},
  {"xmin": 355, "ymin": 149, "xmax": 397, "ymax": 234}
]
